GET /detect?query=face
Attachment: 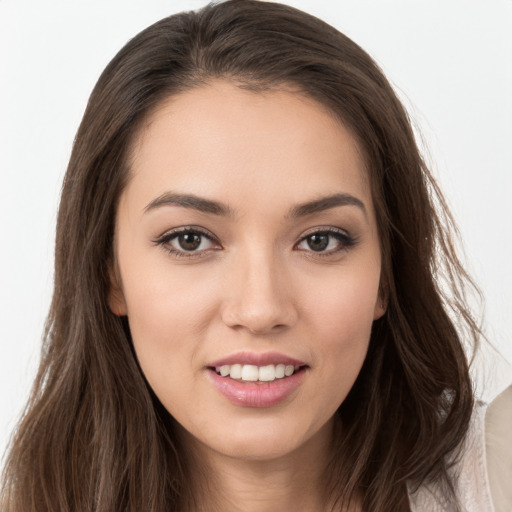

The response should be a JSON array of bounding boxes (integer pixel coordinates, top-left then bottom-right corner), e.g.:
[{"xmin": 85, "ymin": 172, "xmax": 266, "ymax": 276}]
[{"xmin": 110, "ymin": 80, "xmax": 385, "ymax": 463}]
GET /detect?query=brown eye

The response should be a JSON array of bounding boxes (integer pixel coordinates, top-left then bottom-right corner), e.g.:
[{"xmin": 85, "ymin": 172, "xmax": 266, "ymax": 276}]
[
  {"xmin": 296, "ymin": 228, "xmax": 355, "ymax": 255},
  {"xmin": 178, "ymin": 233, "xmax": 202, "ymax": 251},
  {"xmin": 169, "ymin": 231, "xmax": 214, "ymax": 252},
  {"xmin": 306, "ymin": 234, "xmax": 329, "ymax": 251},
  {"xmin": 156, "ymin": 228, "xmax": 218, "ymax": 255}
]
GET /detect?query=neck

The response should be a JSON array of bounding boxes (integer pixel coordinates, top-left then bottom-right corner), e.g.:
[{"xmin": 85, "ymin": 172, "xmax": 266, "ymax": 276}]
[
  {"xmin": 178, "ymin": 419, "xmax": 354, "ymax": 512},
  {"xmin": 210, "ymin": 446, "xmax": 329, "ymax": 512}
]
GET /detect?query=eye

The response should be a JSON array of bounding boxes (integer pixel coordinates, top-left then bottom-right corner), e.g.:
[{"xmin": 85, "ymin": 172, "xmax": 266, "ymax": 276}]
[
  {"xmin": 172, "ymin": 232, "xmax": 212, "ymax": 251},
  {"xmin": 295, "ymin": 228, "xmax": 355, "ymax": 254},
  {"xmin": 153, "ymin": 227, "xmax": 220, "ymax": 258}
]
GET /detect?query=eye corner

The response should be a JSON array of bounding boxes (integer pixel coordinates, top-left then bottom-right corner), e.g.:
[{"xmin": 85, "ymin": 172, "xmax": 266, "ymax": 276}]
[
  {"xmin": 152, "ymin": 225, "xmax": 222, "ymax": 259},
  {"xmin": 294, "ymin": 226, "xmax": 357, "ymax": 256}
]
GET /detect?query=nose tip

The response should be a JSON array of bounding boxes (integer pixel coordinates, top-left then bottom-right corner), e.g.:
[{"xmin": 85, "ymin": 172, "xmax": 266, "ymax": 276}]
[
  {"xmin": 223, "ymin": 304, "xmax": 294, "ymax": 335},
  {"xmin": 220, "ymin": 259, "xmax": 297, "ymax": 335}
]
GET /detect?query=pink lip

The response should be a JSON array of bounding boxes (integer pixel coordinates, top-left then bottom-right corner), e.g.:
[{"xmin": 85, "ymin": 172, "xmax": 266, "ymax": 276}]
[
  {"xmin": 207, "ymin": 351, "xmax": 308, "ymax": 408},
  {"xmin": 208, "ymin": 351, "xmax": 306, "ymax": 368},
  {"xmin": 209, "ymin": 369, "xmax": 306, "ymax": 407}
]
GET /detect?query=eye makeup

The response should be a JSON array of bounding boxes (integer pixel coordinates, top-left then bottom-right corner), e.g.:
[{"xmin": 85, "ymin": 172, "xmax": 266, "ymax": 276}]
[
  {"xmin": 152, "ymin": 226, "xmax": 221, "ymax": 259},
  {"xmin": 294, "ymin": 226, "xmax": 358, "ymax": 257},
  {"xmin": 152, "ymin": 223, "xmax": 358, "ymax": 260}
]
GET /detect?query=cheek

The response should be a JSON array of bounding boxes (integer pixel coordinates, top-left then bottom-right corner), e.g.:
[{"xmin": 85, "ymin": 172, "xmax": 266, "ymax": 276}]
[
  {"xmin": 318, "ymin": 291, "xmax": 373, "ymax": 374},
  {"xmin": 118, "ymin": 235, "xmax": 219, "ymax": 332},
  {"xmin": 125, "ymin": 273, "xmax": 213, "ymax": 336},
  {"xmin": 304, "ymin": 262, "xmax": 380, "ymax": 335},
  {"xmin": 300, "ymin": 263, "xmax": 379, "ymax": 389},
  {"xmin": 117, "ymin": 252, "xmax": 220, "ymax": 391}
]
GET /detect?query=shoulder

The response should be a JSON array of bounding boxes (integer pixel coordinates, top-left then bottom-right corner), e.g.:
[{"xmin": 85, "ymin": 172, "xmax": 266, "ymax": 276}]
[
  {"xmin": 485, "ymin": 384, "xmax": 512, "ymax": 512},
  {"xmin": 409, "ymin": 384, "xmax": 512, "ymax": 512}
]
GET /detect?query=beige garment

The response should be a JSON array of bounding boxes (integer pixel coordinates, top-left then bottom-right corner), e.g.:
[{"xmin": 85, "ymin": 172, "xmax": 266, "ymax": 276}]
[
  {"xmin": 408, "ymin": 384, "xmax": 512, "ymax": 511},
  {"xmin": 485, "ymin": 384, "xmax": 512, "ymax": 512}
]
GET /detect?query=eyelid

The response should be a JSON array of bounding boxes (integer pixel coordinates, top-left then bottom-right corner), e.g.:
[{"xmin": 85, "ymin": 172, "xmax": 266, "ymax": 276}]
[
  {"xmin": 294, "ymin": 226, "xmax": 357, "ymax": 255},
  {"xmin": 152, "ymin": 225, "xmax": 356, "ymax": 259},
  {"xmin": 297, "ymin": 225, "xmax": 351, "ymax": 239},
  {"xmin": 154, "ymin": 225, "xmax": 218, "ymax": 242},
  {"xmin": 152, "ymin": 225, "xmax": 221, "ymax": 258}
]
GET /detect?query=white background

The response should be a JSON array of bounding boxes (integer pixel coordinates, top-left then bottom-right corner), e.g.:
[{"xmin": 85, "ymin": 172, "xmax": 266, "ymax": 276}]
[{"xmin": 1, "ymin": 0, "xmax": 511, "ymax": 459}]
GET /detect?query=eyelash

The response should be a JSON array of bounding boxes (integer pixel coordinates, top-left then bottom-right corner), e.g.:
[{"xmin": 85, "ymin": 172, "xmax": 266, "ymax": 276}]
[
  {"xmin": 294, "ymin": 227, "xmax": 357, "ymax": 257},
  {"xmin": 152, "ymin": 226, "xmax": 357, "ymax": 259},
  {"xmin": 152, "ymin": 226, "xmax": 219, "ymax": 259}
]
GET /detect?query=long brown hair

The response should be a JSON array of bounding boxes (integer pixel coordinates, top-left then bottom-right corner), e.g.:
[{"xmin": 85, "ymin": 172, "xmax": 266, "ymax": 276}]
[{"xmin": 1, "ymin": 1, "xmax": 481, "ymax": 510}]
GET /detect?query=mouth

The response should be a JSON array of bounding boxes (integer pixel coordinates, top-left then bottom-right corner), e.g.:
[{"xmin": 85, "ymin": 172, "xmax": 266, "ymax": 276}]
[
  {"xmin": 207, "ymin": 352, "xmax": 309, "ymax": 406},
  {"xmin": 209, "ymin": 363, "xmax": 307, "ymax": 383}
]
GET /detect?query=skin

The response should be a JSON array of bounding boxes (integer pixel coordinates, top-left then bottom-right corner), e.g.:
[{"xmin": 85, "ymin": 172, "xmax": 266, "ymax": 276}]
[{"xmin": 110, "ymin": 80, "xmax": 385, "ymax": 511}]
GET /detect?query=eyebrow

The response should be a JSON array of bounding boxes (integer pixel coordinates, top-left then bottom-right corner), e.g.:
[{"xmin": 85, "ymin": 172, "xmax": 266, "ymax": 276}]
[
  {"xmin": 144, "ymin": 192, "xmax": 234, "ymax": 216},
  {"xmin": 288, "ymin": 193, "xmax": 367, "ymax": 219},
  {"xmin": 144, "ymin": 191, "xmax": 366, "ymax": 219}
]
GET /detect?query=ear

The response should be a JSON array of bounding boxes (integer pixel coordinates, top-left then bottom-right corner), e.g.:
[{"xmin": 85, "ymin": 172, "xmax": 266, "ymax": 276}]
[
  {"xmin": 373, "ymin": 285, "xmax": 388, "ymax": 320},
  {"xmin": 108, "ymin": 263, "xmax": 127, "ymax": 316}
]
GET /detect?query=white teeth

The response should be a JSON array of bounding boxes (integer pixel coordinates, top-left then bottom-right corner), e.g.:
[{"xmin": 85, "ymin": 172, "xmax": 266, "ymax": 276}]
[
  {"xmin": 230, "ymin": 364, "xmax": 242, "ymax": 379},
  {"xmin": 215, "ymin": 363, "xmax": 303, "ymax": 382},
  {"xmin": 241, "ymin": 365, "xmax": 259, "ymax": 381},
  {"xmin": 219, "ymin": 365, "xmax": 230, "ymax": 377},
  {"xmin": 258, "ymin": 364, "xmax": 275, "ymax": 382}
]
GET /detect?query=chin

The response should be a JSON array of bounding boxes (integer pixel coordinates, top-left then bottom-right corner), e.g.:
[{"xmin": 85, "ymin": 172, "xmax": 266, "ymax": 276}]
[
  {"xmin": 212, "ymin": 434, "xmax": 302, "ymax": 462},
  {"xmin": 191, "ymin": 414, "xmax": 332, "ymax": 463}
]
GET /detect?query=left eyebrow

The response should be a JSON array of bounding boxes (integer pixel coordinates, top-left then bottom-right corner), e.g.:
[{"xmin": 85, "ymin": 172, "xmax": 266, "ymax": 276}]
[
  {"xmin": 288, "ymin": 193, "xmax": 367, "ymax": 219},
  {"xmin": 143, "ymin": 192, "xmax": 234, "ymax": 216}
]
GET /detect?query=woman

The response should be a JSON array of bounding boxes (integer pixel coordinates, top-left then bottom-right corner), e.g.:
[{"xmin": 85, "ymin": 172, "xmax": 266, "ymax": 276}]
[{"xmin": 1, "ymin": 1, "xmax": 510, "ymax": 511}]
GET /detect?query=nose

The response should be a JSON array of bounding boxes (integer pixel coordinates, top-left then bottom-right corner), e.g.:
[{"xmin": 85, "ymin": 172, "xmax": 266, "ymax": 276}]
[{"xmin": 220, "ymin": 249, "xmax": 298, "ymax": 335}]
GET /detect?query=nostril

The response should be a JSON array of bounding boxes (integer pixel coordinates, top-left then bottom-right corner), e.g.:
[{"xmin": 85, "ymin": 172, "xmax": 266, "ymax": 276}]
[{"xmin": 220, "ymin": 280, "xmax": 298, "ymax": 333}]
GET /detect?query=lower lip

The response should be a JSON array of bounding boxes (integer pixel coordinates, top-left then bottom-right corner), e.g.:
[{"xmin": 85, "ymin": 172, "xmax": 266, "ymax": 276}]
[{"xmin": 208, "ymin": 368, "xmax": 306, "ymax": 407}]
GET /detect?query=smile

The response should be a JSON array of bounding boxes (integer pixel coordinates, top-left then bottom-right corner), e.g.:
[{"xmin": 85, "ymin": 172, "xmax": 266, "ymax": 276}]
[
  {"xmin": 207, "ymin": 353, "xmax": 308, "ymax": 407},
  {"xmin": 214, "ymin": 363, "xmax": 303, "ymax": 382}
]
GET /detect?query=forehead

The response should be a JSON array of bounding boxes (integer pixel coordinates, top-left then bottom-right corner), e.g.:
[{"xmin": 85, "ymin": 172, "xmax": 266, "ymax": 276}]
[{"xmin": 124, "ymin": 80, "xmax": 373, "ymax": 217}]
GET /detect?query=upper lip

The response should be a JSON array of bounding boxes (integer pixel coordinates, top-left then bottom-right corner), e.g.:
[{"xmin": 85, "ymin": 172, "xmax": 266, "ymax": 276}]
[{"xmin": 208, "ymin": 351, "xmax": 307, "ymax": 368}]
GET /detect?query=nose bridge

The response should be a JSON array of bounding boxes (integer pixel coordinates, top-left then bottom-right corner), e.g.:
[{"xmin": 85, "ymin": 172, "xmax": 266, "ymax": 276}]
[{"xmin": 221, "ymin": 243, "xmax": 296, "ymax": 334}]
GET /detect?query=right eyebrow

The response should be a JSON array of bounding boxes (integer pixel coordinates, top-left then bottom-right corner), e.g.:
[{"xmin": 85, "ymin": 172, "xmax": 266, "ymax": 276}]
[
  {"xmin": 288, "ymin": 193, "xmax": 367, "ymax": 220},
  {"xmin": 143, "ymin": 192, "xmax": 234, "ymax": 217}
]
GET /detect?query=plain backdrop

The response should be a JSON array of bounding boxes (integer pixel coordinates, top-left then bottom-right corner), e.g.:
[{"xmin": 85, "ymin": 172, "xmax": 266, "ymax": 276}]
[{"xmin": 1, "ymin": 0, "xmax": 511, "ymax": 459}]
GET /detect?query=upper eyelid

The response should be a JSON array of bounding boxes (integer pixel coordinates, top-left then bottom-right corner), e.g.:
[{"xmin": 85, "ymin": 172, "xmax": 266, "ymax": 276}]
[
  {"xmin": 294, "ymin": 227, "xmax": 357, "ymax": 254},
  {"xmin": 152, "ymin": 227, "xmax": 221, "ymax": 259},
  {"xmin": 297, "ymin": 226, "xmax": 351, "ymax": 239},
  {"xmin": 153, "ymin": 225, "xmax": 352, "ymax": 248},
  {"xmin": 154, "ymin": 225, "xmax": 218, "ymax": 242}
]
